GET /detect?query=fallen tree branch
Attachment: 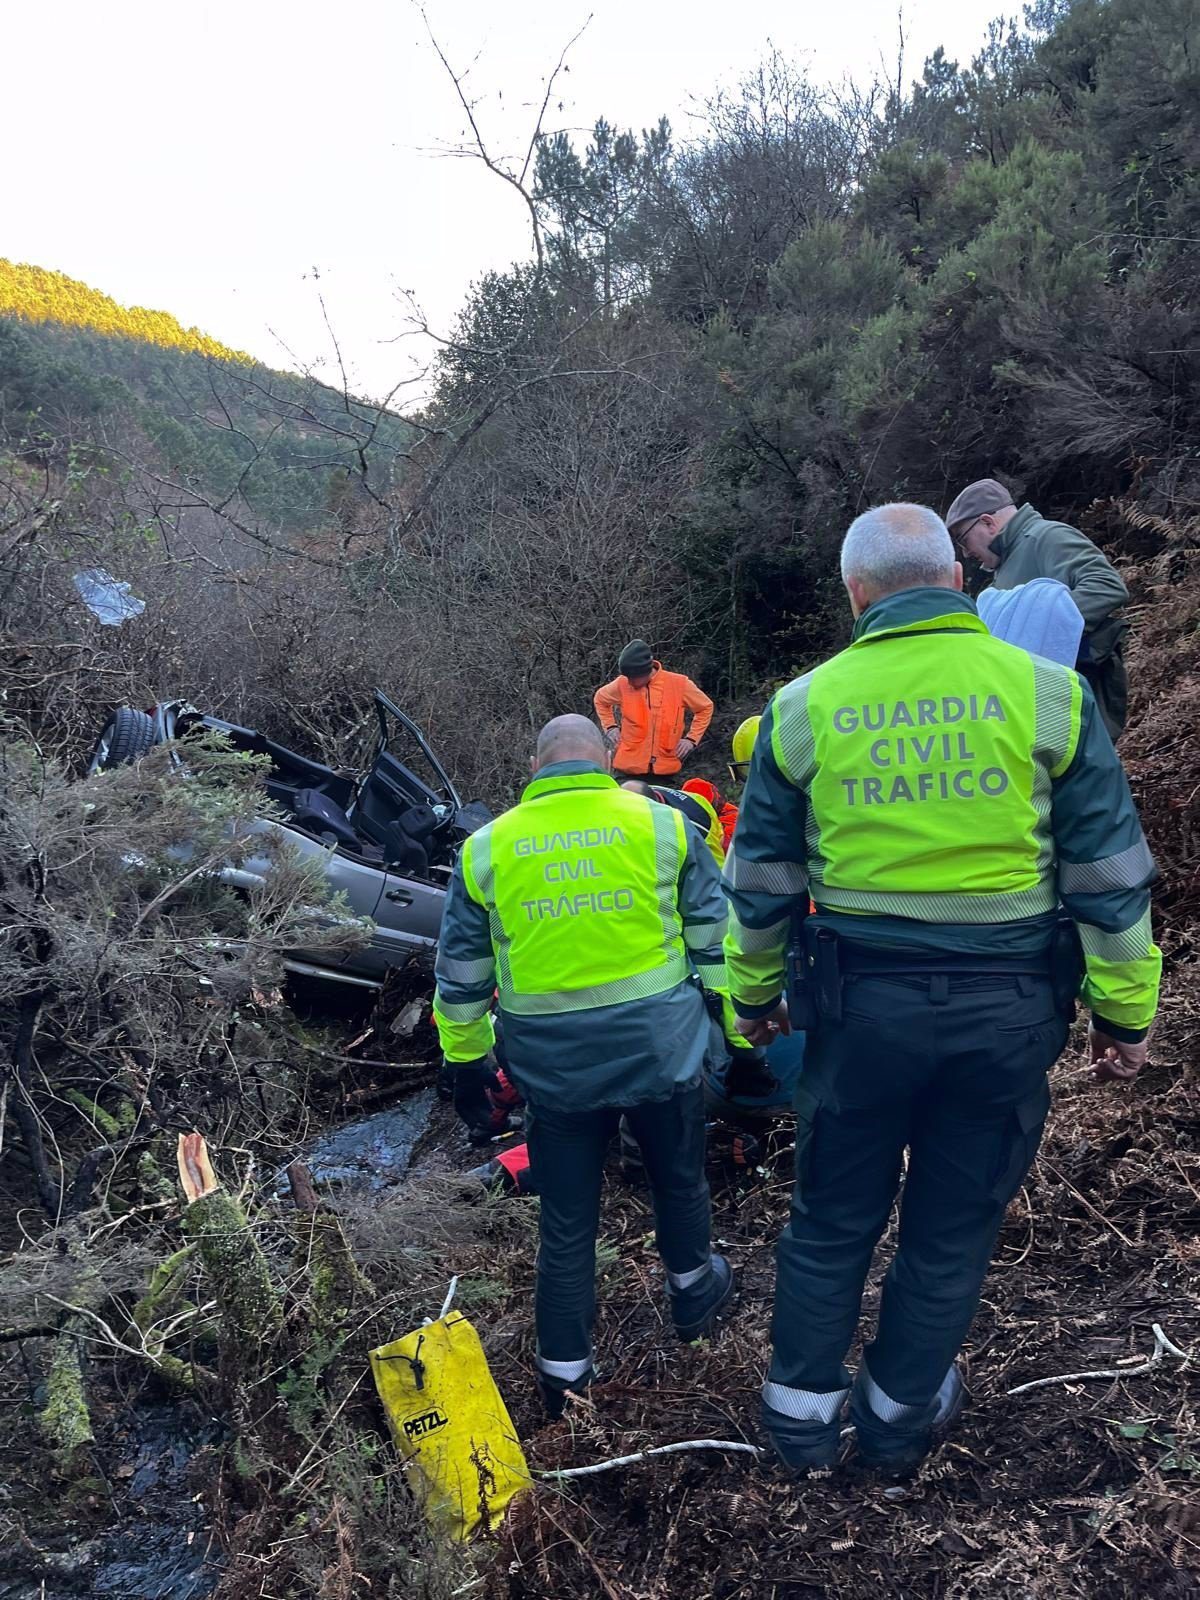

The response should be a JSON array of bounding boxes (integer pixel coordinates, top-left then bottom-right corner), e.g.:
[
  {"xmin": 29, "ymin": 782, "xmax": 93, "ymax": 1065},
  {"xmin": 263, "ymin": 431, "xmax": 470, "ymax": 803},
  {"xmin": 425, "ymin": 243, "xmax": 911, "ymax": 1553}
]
[
  {"xmin": 43, "ymin": 1294, "xmax": 163, "ymax": 1366},
  {"xmin": 539, "ymin": 1438, "xmax": 762, "ymax": 1480},
  {"xmin": 1007, "ymin": 1322, "xmax": 1192, "ymax": 1396},
  {"xmin": 1037, "ymin": 1156, "xmax": 1135, "ymax": 1248}
]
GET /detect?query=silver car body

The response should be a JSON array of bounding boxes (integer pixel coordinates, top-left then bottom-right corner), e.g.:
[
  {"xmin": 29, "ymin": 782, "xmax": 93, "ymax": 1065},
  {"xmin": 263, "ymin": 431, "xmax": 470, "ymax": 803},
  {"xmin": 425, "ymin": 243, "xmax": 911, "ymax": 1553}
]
[{"xmin": 121, "ymin": 691, "xmax": 488, "ymax": 988}]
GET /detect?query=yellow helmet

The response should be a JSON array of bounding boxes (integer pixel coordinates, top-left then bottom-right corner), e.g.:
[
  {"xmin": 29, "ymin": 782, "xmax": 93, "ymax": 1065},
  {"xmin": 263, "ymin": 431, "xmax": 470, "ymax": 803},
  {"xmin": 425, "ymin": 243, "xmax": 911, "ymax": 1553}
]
[{"xmin": 731, "ymin": 715, "xmax": 761, "ymax": 768}]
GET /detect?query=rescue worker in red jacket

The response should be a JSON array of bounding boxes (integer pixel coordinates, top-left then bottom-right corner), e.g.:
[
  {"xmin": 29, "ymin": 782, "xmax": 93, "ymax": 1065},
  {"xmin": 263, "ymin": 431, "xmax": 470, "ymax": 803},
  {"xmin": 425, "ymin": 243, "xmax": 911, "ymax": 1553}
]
[
  {"xmin": 594, "ymin": 640, "xmax": 713, "ymax": 780},
  {"xmin": 683, "ymin": 777, "xmax": 739, "ymax": 855}
]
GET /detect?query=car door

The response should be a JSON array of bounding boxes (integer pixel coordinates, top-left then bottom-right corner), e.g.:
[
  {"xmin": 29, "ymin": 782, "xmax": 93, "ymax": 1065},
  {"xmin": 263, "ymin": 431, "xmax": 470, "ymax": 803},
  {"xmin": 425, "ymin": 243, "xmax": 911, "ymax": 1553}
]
[
  {"xmin": 365, "ymin": 868, "xmax": 448, "ymax": 977},
  {"xmin": 322, "ymin": 843, "xmax": 389, "ymax": 923},
  {"xmin": 226, "ymin": 821, "xmax": 390, "ymax": 984},
  {"xmin": 274, "ymin": 827, "xmax": 391, "ymax": 981}
]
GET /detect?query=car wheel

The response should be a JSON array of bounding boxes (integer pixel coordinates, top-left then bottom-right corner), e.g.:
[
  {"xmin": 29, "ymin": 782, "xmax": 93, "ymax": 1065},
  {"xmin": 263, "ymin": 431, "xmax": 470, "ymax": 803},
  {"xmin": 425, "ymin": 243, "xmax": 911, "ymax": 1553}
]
[{"xmin": 89, "ymin": 708, "xmax": 156, "ymax": 773}]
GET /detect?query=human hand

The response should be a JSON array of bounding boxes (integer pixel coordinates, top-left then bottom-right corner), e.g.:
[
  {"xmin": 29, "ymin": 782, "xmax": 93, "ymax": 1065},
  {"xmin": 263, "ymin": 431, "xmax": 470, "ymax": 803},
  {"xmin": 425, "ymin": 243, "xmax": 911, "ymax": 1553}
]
[
  {"xmin": 734, "ymin": 1000, "xmax": 791, "ymax": 1047},
  {"xmin": 604, "ymin": 726, "xmax": 621, "ymax": 751},
  {"xmin": 451, "ymin": 1062, "xmax": 495, "ymax": 1140},
  {"xmin": 1089, "ymin": 1023, "xmax": 1150, "ymax": 1083},
  {"xmin": 675, "ymin": 737, "xmax": 695, "ymax": 760},
  {"xmin": 725, "ymin": 1046, "xmax": 779, "ymax": 1101}
]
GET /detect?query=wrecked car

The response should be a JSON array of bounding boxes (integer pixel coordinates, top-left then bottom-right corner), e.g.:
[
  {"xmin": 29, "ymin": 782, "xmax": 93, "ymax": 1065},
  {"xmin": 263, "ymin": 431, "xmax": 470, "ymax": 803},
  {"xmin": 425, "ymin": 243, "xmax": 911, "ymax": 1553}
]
[{"xmin": 89, "ymin": 690, "xmax": 490, "ymax": 988}]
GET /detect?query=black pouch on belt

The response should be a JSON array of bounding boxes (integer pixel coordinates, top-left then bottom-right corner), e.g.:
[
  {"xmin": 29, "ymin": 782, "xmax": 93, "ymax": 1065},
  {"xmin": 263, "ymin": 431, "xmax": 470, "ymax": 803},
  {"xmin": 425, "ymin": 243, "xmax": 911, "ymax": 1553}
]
[
  {"xmin": 1051, "ymin": 917, "xmax": 1084, "ymax": 1020},
  {"xmin": 787, "ymin": 939, "xmax": 820, "ymax": 1031},
  {"xmin": 813, "ymin": 925, "xmax": 843, "ymax": 1022},
  {"xmin": 790, "ymin": 923, "xmax": 842, "ymax": 1026}
]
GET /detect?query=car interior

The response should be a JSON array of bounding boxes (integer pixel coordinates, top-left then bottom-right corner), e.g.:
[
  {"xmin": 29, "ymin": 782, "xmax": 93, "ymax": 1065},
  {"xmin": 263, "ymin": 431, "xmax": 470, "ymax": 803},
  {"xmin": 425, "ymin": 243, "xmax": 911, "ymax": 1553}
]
[{"xmin": 171, "ymin": 694, "xmax": 481, "ymax": 878}]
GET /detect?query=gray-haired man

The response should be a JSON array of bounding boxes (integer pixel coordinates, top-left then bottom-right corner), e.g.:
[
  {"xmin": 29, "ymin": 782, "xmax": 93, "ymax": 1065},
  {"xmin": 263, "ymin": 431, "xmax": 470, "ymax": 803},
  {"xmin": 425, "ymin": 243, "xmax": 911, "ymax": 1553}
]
[{"xmin": 725, "ymin": 503, "xmax": 1159, "ymax": 1475}]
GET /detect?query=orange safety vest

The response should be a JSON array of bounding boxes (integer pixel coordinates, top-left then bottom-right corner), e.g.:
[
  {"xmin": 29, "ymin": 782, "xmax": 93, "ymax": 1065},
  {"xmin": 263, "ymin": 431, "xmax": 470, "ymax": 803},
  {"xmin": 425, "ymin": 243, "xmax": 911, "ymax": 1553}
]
[{"xmin": 593, "ymin": 662, "xmax": 713, "ymax": 777}]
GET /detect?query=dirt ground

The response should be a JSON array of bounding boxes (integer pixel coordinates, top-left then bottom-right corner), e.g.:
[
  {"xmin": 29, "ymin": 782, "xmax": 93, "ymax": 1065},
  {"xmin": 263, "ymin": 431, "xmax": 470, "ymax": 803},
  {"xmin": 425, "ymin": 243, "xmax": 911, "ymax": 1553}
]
[
  {"xmin": 4, "ymin": 1002, "xmax": 1195, "ymax": 1600},
  {"xmin": 474, "ymin": 997, "xmax": 1199, "ymax": 1600}
]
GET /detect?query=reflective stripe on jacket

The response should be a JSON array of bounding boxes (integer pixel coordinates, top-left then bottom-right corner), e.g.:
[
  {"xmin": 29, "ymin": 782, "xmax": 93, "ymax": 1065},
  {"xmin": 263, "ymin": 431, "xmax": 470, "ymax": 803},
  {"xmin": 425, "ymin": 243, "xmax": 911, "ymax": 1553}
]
[
  {"xmin": 723, "ymin": 588, "xmax": 1160, "ymax": 1039},
  {"xmin": 594, "ymin": 662, "xmax": 713, "ymax": 776},
  {"xmin": 434, "ymin": 762, "xmax": 737, "ymax": 1109}
]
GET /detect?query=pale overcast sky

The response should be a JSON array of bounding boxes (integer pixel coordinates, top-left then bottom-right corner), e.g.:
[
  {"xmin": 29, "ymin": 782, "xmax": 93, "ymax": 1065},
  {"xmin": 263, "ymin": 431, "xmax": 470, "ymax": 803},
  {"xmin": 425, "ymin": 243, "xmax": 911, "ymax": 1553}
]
[{"xmin": 7, "ymin": 0, "xmax": 1009, "ymax": 400}]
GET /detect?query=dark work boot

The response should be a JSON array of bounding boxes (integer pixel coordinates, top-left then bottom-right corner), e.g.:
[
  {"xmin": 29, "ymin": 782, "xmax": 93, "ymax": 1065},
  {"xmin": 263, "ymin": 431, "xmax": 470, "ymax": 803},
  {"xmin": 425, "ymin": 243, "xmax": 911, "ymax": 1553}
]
[
  {"xmin": 535, "ymin": 1359, "xmax": 596, "ymax": 1420},
  {"xmin": 850, "ymin": 1362, "xmax": 966, "ymax": 1477},
  {"xmin": 761, "ymin": 1381, "xmax": 846, "ymax": 1471},
  {"xmin": 668, "ymin": 1253, "xmax": 735, "ymax": 1342}
]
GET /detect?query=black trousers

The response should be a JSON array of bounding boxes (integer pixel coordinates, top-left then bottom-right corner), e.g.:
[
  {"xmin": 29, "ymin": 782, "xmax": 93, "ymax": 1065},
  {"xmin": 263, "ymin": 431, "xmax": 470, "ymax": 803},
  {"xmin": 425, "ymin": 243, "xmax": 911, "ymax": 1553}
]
[
  {"xmin": 525, "ymin": 1084, "xmax": 711, "ymax": 1369},
  {"xmin": 1079, "ymin": 651, "xmax": 1128, "ymax": 741},
  {"xmin": 768, "ymin": 972, "xmax": 1069, "ymax": 1408}
]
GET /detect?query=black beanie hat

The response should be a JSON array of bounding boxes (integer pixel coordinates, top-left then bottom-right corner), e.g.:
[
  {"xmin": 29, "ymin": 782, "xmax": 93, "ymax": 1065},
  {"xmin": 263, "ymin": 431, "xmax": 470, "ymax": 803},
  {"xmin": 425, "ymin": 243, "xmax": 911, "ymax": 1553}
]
[{"xmin": 618, "ymin": 639, "xmax": 654, "ymax": 677}]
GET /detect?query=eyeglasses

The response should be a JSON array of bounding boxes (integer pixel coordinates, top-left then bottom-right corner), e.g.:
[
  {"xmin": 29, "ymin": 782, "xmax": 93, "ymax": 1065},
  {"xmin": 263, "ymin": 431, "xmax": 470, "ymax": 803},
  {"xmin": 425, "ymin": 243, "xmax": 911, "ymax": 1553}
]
[
  {"xmin": 954, "ymin": 515, "xmax": 986, "ymax": 550},
  {"xmin": 727, "ymin": 760, "xmax": 750, "ymax": 784}
]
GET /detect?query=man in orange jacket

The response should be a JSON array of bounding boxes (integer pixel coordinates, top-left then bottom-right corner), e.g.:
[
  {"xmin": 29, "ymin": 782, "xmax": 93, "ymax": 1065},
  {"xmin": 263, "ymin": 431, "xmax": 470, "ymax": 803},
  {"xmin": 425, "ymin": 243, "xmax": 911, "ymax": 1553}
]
[{"xmin": 593, "ymin": 640, "xmax": 713, "ymax": 780}]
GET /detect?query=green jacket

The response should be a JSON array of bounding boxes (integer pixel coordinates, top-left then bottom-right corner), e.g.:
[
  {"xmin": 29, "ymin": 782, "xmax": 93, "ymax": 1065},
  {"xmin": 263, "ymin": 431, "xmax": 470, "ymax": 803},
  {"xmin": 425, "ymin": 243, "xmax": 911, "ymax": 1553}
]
[
  {"xmin": 723, "ymin": 588, "xmax": 1160, "ymax": 1041},
  {"xmin": 433, "ymin": 761, "xmax": 736, "ymax": 1110},
  {"xmin": 988, "ymin": 503, "xmax": 1128, "ymax": 638}
]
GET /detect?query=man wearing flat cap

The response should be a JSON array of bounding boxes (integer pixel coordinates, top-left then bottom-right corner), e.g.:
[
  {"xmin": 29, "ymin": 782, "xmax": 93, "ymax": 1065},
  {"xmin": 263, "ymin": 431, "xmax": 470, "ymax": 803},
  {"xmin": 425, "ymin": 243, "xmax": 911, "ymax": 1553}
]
[
  {"xmin": 593, "ymin": 641, "xmax": 713, "ymax": 781},
  {"xmin": 945, "ymin": 479, "xmax": 1130, "ymax": 739}
]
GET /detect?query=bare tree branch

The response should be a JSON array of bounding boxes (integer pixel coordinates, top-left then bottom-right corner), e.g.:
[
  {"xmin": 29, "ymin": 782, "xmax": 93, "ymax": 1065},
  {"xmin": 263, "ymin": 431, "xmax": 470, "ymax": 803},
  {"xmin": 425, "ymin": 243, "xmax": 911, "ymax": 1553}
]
[{"xmin": 416, "ymin": 4, "xmax": 594, "ymax": 271}]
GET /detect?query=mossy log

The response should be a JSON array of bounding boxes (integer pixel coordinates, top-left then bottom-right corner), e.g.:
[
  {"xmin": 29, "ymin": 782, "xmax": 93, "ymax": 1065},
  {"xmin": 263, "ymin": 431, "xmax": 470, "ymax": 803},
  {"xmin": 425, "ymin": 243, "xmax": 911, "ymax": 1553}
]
[
  {"xmin": 137, "ymin": 1147, "xmax": 176, "ymax": 1206},
  {"xmin": 39, "ymin": 1328, "xmax": 94, "ymax": 1462},
  {"xmin": 131, "ymin": 1245, "xmax": 197, "ymax": 1392},
  {"xmin": 37, "ymin": 1247, "xmax": 101, "ymax": 1462},
  {"xmin": 181, "ymin": 1188, "xmax": 284, "ymax": 1347},
  {"xmin": 63, "ymin": 1090, "xmax": 136, "ymax": 1140},
  {"xmin": 177, "ymin": 1133, "xmax": 284, "ymax": 1352},
  {"xmin": 133, "ymin": 1246, "xmax": 194, "ymax": 1333},
  {"xmin": 305, "ymin": 1213, "xmax": 376, "ymax": 1338}
]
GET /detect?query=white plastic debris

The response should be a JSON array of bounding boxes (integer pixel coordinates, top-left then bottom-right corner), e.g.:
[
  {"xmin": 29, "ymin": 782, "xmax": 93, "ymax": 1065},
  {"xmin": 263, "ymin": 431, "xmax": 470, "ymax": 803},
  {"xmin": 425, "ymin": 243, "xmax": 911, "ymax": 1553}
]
[{"xmin": 73, "ymin": 568, "xmax": 146, "ymax": 626}]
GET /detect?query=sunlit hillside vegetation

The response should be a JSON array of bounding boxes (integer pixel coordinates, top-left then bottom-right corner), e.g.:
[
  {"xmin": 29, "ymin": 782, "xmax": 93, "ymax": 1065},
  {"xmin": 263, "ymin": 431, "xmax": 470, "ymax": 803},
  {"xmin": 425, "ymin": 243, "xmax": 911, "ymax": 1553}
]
[
  {"xmin": 0, "ymin": 258, "xmax": 252, "ymax": 363},
  {"xmin": 0, "ymin": 263, "xmax": 410, "ymax": 535}
]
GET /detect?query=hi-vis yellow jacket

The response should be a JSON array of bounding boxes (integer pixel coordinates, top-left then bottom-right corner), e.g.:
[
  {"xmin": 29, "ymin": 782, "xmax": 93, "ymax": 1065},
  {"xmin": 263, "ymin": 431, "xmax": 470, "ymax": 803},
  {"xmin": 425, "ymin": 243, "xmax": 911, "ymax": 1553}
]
[
  {"xmin": 434, "ymin": 762, "xmax": 740, "ymax": 1109},
  {"xmin": 723, "ymin": 588, "xmax": 1160, "ymax": 1039}
]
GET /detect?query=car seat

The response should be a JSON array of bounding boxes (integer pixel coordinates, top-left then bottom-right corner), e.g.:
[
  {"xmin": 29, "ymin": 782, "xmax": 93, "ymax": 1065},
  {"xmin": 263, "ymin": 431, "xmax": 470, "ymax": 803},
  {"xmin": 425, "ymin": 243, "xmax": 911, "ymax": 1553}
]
[
  {"xmin": 373, "ymin": 802, "xmax": 438, "ymax": 875},
  {"xmin": 292, "ymin": 788, "xmax": 363, "ymax": 851}
]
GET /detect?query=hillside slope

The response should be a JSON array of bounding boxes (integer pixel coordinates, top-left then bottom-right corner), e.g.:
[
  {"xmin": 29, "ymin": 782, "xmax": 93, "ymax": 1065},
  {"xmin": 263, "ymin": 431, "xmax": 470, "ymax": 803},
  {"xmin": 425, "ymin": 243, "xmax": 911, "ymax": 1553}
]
[
  {"xmin": 0, "ymin": 258, "xmax": 253, "ymax": 363},
  {"xmin": 0, "ymin": 264, "xmax": 409, "ymax": 534},
  {"xmin": 0, "ymin": 513, "xmax": 1194, "ymax": 1600}
]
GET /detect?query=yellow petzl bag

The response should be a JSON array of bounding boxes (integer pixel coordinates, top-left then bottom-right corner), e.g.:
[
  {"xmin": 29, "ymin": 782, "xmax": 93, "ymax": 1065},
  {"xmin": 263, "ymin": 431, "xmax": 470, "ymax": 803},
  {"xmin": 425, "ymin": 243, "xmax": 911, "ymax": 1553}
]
[{"xmin": 369, "ymin": 1311, "xmax": 530, "ymax": 1539}]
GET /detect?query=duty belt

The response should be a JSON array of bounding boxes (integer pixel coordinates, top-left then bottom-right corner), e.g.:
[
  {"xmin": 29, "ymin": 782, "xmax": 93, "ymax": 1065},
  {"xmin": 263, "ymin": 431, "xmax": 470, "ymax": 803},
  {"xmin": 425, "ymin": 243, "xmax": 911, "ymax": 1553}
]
[
  {"xmin": 788, "ymin": 918, "xmax": 1082, "ymax": 1025},
  {"xmin": 837, "ymin": 944, "xmax": 1052, "ymax": 976}
]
